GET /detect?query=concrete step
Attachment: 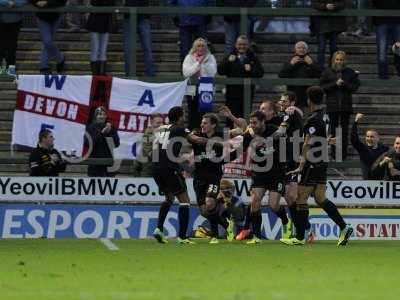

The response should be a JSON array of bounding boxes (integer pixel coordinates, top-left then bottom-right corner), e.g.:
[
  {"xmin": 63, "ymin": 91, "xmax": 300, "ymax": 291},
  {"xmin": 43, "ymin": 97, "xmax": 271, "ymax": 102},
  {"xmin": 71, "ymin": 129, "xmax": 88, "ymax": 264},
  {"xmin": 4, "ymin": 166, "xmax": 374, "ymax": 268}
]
[
  {"xmin": 16, "ymin": 39, "xmax": 383, "ymax": 55},
  {"xmin": 18, "ymin": 30, "xmax": 379, "ymax": 44}
]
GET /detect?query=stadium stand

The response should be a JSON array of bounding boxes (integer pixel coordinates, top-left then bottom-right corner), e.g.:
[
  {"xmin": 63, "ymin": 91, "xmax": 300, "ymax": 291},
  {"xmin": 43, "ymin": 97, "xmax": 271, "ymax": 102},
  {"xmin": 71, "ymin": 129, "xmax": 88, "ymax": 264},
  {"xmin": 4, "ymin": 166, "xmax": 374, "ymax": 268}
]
[{"xmin": 1, "ymin": 5, "xmax": 400, "ymax": 179}]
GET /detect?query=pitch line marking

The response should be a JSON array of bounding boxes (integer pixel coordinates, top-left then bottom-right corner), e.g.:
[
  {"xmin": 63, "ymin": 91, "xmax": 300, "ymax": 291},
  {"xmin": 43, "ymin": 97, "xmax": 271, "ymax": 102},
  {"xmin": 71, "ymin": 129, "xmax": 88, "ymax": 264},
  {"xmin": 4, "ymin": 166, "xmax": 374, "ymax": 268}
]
[{"xmin": 99, "ymin": 238, "xmax": 119, "ymax": 251}]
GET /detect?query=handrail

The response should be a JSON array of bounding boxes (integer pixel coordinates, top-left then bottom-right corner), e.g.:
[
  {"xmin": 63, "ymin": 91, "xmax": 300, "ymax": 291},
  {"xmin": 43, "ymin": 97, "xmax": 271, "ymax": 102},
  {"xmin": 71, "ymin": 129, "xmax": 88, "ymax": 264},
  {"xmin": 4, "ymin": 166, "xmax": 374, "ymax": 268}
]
[
  {"xmin": 2, "ymin": 76, "xmax": 400, "ymax": 88},
  {"xmin": 1, "ymin": 6, "xmax": 400, "ymax": 17}
]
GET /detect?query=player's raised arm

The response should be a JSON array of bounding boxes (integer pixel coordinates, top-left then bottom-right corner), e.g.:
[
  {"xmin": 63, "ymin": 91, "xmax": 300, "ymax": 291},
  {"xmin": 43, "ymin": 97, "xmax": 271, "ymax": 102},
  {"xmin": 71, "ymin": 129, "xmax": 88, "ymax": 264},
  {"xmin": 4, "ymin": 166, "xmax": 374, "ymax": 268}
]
[{"xmin": 186, "ymin": 132, "xmax": 208, "ymax": 145}]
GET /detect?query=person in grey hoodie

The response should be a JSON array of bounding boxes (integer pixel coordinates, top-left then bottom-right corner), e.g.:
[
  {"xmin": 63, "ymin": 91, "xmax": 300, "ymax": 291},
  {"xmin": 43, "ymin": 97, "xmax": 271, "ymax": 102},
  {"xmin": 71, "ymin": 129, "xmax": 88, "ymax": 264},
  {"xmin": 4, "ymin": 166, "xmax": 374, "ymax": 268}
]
[{"xmin": 0, "ymin": 0, "xmax": 28, "ymax": 75}]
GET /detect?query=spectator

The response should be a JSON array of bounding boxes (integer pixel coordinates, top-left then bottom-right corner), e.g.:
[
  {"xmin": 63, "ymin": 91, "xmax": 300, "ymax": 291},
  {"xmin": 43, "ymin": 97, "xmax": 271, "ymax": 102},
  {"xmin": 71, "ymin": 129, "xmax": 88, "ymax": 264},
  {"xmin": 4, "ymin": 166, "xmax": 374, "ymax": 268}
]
[
  {"xmin": 372, "ymin": 0, "xmax": 400, "ymax": 79},
  {"xmin": 310, "ymin": 0, "xmax": 346, "ymax": 69},
  {"xmin": 320, "ymin": 50, "xmax": 360, "ymax": 160},
  {"xmin": 85, "ymin": 107, "xmax": 120, "ymax": 177},
  {"xmin": 133, "ymin": 113, "xmax": 164, "ymax": 177},
  {"xmin": 377, "ymin": 137, "xmax": 400, "ymax": 181},
  {"xmin": 182, "ymin": 37, "xmax": 217, "ymax": 130},
  {"xmin": 393, "ymin": 42, "xmax": 400, "ymax": 77},
  {"xmin": 85, "ymin": 0, "xmax": 115, "ymax": 75},
  {"xmin": 168, "ymin": 0, "xmax": 214, "ymax": 61},
  {"xmin": 66, "ymin": 0, "xmax": 89, "ymax": 32},
  {"xmin": 351, "ymin": 113, "xmax": 389, "ymax": 180},
  {"xmin": 220, "ymin": 0, "xmax": 257, "ymax": 55},
  {"xmin": 218, "ymin": 35, "xmax": 264, "ymax": 127},
  {"xmin": 0, "ymin": 0, "xmax": 27, "ymax": 76},
  {"xmin": 278, "ymin": 41, "xmax": 321, "ymax": 110},
  {"xmin": 32, "ymin": 0, "xmax": 67, "ymax": 75},
  {"xmin": 123, "ymin": 0, "xmax": 156, "ymax": 76},
  {"xmin": 29, "ymin": 129, "xmax": 67, "ymax": 176}
]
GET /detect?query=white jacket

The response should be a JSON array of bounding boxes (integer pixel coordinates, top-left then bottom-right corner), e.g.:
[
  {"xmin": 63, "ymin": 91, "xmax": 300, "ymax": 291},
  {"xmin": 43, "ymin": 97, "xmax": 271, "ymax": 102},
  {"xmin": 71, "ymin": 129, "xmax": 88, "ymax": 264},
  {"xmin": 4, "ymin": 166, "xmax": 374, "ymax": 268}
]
[{"xmin": 182, "ymin": 53, "xmax": 217, "ymax": 78}]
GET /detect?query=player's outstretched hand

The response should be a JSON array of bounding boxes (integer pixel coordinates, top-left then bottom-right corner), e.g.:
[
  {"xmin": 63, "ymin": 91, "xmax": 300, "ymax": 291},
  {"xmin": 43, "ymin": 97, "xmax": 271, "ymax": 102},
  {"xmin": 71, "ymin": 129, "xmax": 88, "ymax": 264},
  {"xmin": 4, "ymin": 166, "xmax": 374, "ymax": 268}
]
[
  {"xmin": 246, "ymin": 126, "xmax": 255, "ymax": 137},
  {"xmin": 286, "ymin": 167, "xmax": 301, "ymax": 176},
  {"xmin": 218, "ymin": 105, "xmax": 232, "ymax": 118}
]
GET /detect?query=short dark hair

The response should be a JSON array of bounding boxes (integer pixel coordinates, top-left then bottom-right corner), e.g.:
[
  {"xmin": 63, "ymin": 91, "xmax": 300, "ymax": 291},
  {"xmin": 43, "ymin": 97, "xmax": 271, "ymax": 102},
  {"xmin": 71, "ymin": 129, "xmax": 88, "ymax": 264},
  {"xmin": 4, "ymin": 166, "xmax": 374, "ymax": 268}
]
[
  {"xmin": 282, "ymin": 91, "xmax": 297, "ymax": 104},
  {"xmin": 202, "ymin": 113, "xmax": 219, "ymax": 126},
  {"xmin": 39, "ymin": 129, "xmax": 52, "ymax": 142},
  {"xmin": 168, "ymin": 106, "xmax": 184, "ymax": 124},
  {"xmin": 249, "ymin": 110, "xmax": 266, "ymax": 122},
  {"xmin": 307, "ymin": 86, "xmax": 324, "ymax": 105}
]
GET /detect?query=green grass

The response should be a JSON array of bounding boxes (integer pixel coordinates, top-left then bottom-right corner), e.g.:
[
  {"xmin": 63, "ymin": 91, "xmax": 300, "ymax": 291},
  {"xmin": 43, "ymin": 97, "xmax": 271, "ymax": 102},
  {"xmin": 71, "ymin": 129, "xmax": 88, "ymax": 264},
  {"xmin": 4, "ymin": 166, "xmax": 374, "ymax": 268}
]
[{"xmin": 0, "ymin": 239, "xmax": 399, "ymax": 300}]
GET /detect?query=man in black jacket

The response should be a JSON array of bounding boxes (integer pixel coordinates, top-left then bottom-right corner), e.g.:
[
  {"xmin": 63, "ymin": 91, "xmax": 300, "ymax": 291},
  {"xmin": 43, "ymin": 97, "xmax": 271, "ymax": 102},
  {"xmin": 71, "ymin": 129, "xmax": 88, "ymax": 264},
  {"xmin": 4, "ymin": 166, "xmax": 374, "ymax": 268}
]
[
  {"xmin": 29, "ymin": 129, "xmax": 67, "ymax": 176},
  {"xmin": 351, "ymin": 113, "xmax": 389, "ymax": 180},
  {"xmin": 85, "ymin": 107, "xmax": 120, "ymax": 177},
  {"xmin": 218, "ymin": 35, "xmax": 264, "ymax": 127},
  {"xmin": 278, "ymin": 41, "xmax": 321, "ymax": 110},
  {"xmin": 372, "ymin": 0, "xmax": 400, "ymax": 79}
]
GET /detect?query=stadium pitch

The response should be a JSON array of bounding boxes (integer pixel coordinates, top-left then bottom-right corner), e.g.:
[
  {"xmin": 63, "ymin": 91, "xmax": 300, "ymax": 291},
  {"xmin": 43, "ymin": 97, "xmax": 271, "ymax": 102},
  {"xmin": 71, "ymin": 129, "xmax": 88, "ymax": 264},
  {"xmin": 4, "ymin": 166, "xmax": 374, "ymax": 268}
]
[{"xmin": 0, "ymin": 239, "xmax": 399, "ymax": 300}]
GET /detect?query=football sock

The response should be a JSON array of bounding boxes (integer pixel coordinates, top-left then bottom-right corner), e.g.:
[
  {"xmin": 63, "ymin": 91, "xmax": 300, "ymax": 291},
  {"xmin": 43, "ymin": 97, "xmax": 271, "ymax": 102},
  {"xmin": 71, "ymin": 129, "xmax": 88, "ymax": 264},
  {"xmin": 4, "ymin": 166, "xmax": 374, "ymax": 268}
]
[
  {"xmin": 289, "ymin": 203, "xmax": 297, "ymax": 225},
  {"xmin": 244, "ymin": 205, "xmax": 251, "ymax": 230},
  {"xmin": 220, "ymin": 208, "xmax": 230, "ymax": 221},
  {"xmin": 305, "ymin": 209, "xmax": 311, "ymax": 230},
  {"xmin": 178, "ymin": 203, "xmax": 190, "ymax": 239},
  {"xmin": 275, "ymin": 206, "xmax": 289, "ymax": 225},
  {"xmin": 295, "ymin": 203, "xmax": 308, "ymax": 240},
  {"xmin": 157, "ymin": 200, "xmax": 172, "ymax": 231},
  {"xmin": 207, "ymin": 212, "xmax": 219, "ymax": 238},
  {"xmin": 321, "ymin": 199, "xmax": 346, "ymax": 231},
  {"xmin": 218, "ymin": 210, "xmax": 229, "ymax": 229},
  {"xmin": 251, "ymin": 210, "xmax": 262, "ymax": 239}
]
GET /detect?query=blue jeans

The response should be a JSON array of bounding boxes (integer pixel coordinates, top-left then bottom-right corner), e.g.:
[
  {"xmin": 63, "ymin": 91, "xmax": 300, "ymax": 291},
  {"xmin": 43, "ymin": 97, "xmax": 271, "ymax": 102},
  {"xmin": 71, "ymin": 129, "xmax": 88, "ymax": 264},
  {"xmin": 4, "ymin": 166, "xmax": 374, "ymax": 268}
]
[
  {"xmin": 357, "ymin": 0, "xmax": 370, "ymax": 33},
  {"xmin": 179, "ymin": 24, "xmax": 207, "ymax": 61},
  {"xmin": 123, "ymin": 18, "xmax": 155, "ymax": 76},
  {"xmin": 224, "ymin": 20, "xmax": 253, "ymax": 55},
  {"xmin": 90, "ymin": 32, "xmax": 109, "ymax": 61},
  {"xmin": 376, "ymin": 24, "xmax": 400, "ymax": 79},
  {"xmin": 37, "ymin": 17, "xmax": 64, "ymax": 70},
  {"xmin": 317, "ymin": 32, "xmax": 338, "ymax": 70}
]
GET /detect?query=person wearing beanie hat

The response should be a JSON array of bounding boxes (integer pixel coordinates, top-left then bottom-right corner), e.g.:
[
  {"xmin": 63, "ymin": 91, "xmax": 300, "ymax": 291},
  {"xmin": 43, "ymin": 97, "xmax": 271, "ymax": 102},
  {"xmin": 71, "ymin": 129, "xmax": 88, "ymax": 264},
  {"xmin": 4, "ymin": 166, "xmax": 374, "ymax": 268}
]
[{"xmin": 84, "ymin": 106, "xmax": 120, "ymax": 177}]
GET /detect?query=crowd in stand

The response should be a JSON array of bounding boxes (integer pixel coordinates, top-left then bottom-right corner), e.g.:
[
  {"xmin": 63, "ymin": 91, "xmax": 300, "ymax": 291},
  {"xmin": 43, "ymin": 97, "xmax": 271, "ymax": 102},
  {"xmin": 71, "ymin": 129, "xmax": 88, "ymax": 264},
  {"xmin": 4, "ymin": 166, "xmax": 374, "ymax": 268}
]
[
  {"xmin": 1, "ymin": 1, "xmax": 399, "ymax": 179},
  {"xmin": 1, "ymin": 1, "xmax": 400, "ymax": 77}
]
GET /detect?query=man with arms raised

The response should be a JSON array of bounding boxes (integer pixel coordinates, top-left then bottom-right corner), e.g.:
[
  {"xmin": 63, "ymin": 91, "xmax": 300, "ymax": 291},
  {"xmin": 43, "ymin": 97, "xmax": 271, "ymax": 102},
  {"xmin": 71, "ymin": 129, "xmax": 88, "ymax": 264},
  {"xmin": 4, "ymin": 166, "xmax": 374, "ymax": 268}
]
[
  {"xmin": 351, "ymin": 113, "xmax": 389, "ymax": 180},
  {"xmin": 281, "ymin": 86, "xmax": 353, "ymax": 246}
]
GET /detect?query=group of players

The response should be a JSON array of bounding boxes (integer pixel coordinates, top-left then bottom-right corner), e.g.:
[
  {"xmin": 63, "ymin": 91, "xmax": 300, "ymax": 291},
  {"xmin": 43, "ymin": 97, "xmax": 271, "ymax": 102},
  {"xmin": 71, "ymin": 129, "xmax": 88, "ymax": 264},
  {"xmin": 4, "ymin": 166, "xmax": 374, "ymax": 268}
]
[{"xmin": 151, "ymin": 85, "xmax": 353, "ymax": 246}]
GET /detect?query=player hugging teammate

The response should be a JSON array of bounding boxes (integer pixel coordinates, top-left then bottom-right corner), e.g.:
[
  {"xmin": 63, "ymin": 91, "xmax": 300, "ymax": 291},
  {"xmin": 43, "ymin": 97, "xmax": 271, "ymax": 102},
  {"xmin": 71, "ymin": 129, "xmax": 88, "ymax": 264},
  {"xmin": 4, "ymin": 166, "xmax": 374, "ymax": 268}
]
[{"xmin": 152, "ymin": 89, "xmax": 353, "ymax": 246}]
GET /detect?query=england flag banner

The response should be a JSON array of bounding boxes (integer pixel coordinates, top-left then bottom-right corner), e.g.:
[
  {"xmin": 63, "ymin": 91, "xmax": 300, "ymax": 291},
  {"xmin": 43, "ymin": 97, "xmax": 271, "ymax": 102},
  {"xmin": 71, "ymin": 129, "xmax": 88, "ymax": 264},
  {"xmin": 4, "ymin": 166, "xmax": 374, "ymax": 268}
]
[
  {"xmin": 107, "ymin": 77, "xmax": 188, "ymax": 159},
  {"xmin": 12, "ymin": 75, "xmax": 92, "ymax": 155},
  {"xmin": 11, "ymin": 75, "xmax": 188, "ymax": 159}
]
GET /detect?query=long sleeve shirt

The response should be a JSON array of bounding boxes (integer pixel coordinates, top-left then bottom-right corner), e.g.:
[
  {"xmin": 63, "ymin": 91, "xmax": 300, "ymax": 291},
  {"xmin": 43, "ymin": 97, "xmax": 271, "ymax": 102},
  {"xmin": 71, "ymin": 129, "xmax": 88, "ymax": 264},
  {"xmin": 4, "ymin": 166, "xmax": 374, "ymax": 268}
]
[{"xmin": 351, "ymin": 121, "xmax": 388, "ymax": 180}]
